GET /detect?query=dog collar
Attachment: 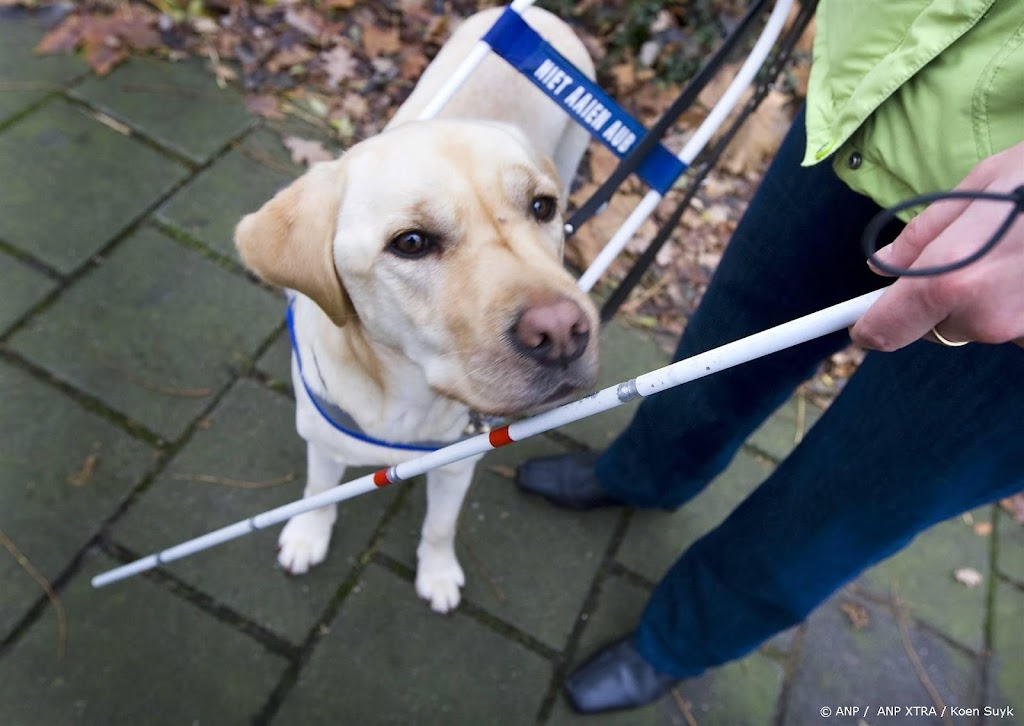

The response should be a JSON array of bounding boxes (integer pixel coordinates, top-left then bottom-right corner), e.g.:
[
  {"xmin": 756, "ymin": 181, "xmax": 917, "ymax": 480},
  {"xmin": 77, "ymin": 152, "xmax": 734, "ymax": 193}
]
[{"xmin": 285, "ymin": 301, "xmax": 488, "ymax": 452}]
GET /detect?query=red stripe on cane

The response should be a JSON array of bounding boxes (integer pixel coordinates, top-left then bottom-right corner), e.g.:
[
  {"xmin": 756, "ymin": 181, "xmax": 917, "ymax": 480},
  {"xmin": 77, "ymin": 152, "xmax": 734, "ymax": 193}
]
[
  {"xmin": 373, "ymin": 469, "xmax": 391, "ymax": 487},
  {"xmin": 488, "ymin": 426, "xmax": 514, "ymax": 448}
]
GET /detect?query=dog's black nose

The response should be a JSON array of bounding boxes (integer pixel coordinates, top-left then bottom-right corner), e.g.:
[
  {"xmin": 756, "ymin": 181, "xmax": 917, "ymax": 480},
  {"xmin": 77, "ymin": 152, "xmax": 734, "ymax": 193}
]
[{"xmin": 512, "ymin": 298, "xmax": 591, "ymax": 366}]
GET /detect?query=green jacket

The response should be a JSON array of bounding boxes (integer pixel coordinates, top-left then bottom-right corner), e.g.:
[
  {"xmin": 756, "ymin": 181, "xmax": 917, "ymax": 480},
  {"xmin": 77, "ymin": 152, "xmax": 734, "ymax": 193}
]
[{"xmin": 803, "ymin": 0, "xmax": 1024, "ymax": 219}]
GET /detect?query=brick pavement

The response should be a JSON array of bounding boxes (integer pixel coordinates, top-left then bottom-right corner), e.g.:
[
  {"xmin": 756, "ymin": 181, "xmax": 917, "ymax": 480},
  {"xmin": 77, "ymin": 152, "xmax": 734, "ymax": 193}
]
[{"xmin": 1, "ymin": 8, "xmax": 1020, "ymax": 725}]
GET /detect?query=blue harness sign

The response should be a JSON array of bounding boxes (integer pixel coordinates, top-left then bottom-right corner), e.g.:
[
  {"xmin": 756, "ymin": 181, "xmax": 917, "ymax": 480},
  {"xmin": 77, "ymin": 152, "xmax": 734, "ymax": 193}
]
[{"xmin": 483, "ymin": 9, "xmax": 687, "ymax": 194}]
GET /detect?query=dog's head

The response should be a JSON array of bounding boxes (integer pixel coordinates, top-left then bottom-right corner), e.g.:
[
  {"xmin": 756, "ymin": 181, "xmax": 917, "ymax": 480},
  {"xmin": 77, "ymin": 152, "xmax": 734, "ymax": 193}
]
[{"xmin": 236, "ymin": 120, "xmax": 599, "ymax": 415}]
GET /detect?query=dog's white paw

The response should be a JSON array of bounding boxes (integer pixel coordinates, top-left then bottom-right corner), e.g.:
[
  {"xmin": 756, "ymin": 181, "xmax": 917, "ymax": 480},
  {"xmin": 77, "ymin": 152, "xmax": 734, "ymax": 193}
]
[
  {"xmin": 277, "ymin": 510, "xmax": 334, "ymax": 575},
  {"xmin": 415, "ymin": 555, "xmax": 465, "ymax": 614}
]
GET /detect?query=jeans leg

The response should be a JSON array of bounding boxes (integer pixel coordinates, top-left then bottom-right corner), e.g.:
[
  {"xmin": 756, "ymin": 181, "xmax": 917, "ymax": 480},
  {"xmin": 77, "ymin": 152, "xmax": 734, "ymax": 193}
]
[
  {"xmin": 596, "ymin": 108, "xmax": 893, "ymax": 508},
  {"xmin": 633, "ymin": 339, "xmax": 1024, "ymax": 677}
]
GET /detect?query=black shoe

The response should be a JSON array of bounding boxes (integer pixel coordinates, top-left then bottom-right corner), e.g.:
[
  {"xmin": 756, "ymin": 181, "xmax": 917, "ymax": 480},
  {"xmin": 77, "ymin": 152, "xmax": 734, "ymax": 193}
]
[
  {"xmin": 564, "ymin": 637, "xmax": 679, "ymax": 714},
  {"xmin": 515, "ymin": 452, "xmax": 622, "ymax": 510}
]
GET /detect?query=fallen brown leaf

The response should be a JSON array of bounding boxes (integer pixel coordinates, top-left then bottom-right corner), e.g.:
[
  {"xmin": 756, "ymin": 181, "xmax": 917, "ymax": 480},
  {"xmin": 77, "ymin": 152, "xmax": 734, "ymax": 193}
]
[
  {"xmin": 113, "ymin": 10, "xmax": 161, "ymax": 51},
  {"xmin": 321, "ymin": 44, "xmax": 358, "ymax": 88},
  {"xmin": 609, "ymin": 60, "xmax": 636, "ymax": 93},
  {"xmin": 362, "ymin": 25, "xmax": 401, "ymax": 56},
  {"xmin": 399, "ymin": 49, "xmax": 429, "ymax": 81},
  {"xmin": 335, "ymin": 92, "xmax": 369, "ymax": 120},
  {"xmin": 283, "ymin": 135, "xmax": 334, "ymax": 166},
  {"xmin": 35, "ymin": 8, "xmax": 160, "ymax": 75},
  {"xmin": 84, "ymin": 43, "xmax": 126, "ymax": 76},
  {"xmin": 839, "ymin": 600, "xmax": 870, "ymax": 630},
  {"xmin": 35, "ymin": 15, "xmax": 85, "ymax": 54},
  {"xmin": 285, "ymin": 6, "xmax": 326, "ymax": 39},
  {"xmin": 267, "ymin": 44, "xmax": 316, "ymax": 74},
  {"xmin": 423, "ymin": 14, "xmax": 449, "ymax": 46},
  {"xmin": 245, "ymin": 94, "xmax": 284, "ymax": 120},
  {"xmin": 68, "ymin": 453, "xmax": 99, "ymax": 487},
  {"xmin": 588, "ymin": 144, "xmax": 621, "ymax": 183}
]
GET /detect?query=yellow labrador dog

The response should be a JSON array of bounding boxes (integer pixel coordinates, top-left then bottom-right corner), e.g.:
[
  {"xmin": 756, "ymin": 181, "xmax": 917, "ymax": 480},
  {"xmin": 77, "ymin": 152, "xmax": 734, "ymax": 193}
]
[{"xmin": 235, "ymin": 7, "xmax": 598, "ymax": 613}]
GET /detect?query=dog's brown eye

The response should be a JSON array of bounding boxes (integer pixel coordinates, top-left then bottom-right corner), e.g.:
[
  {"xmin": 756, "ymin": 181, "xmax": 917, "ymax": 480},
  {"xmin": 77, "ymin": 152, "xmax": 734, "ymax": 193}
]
[
  {"xmin": 389, "ymin": 230, "xmax": 434, "ymax": 258},
  {"xmin": 531, "ymin": 195, "xmax": 558, "ymax": 222}
]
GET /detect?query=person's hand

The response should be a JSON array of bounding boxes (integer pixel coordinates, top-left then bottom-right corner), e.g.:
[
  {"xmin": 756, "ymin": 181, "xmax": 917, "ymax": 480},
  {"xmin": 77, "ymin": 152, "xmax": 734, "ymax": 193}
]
[{"xmin": 851, "ymin": 141, "xmax": 1024, "ymax": 351}]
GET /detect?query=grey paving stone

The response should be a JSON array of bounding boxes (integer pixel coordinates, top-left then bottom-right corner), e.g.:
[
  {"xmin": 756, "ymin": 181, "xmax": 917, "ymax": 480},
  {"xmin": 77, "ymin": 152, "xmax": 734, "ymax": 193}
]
[
  {"xmin": 676, "ymin": 652, "xmax": 783, "ymax": 726},
  {"xmin": 548, "ymin": 574, "xmax": 684, "ymax": 725},
  {"xmin": 157, "ymin": 128, "xmax": 298, "ymax": 260},
  {"xmin": 276, "ymin": 562, "xmax": 552, "ymax": 724},
  {"xmin": 256, "ymin": 330, "xmax": 294, "ymax": 393},
  {"xmin": 557, "ymin": 321, "xmax": 669, "ymax": 449},
  {"xmin": 858, "ymin": 508, "xmax": 990, "ymax": 651},
  {"xmin": 8, "ymin": 226, "xmax": 282, "ymax": 441},
  {"xmin": 0, "ymin": 250, "xmax": 56, "ymax": 332},
  {"xmin": 0, "ymin": 361, "xmax": 156, "ymax": 639},
  {"xmin": 986, "ymin": 581, "xmax": 1023, "ymax": 725},
  {"xmin": 783, "ymin": 593, "xmax": 977, "ymax": 726},
  {"xmin": 112, "ymin": 378, "xmax": 397, "ymax": 644},
  {"xmin": 0, "ymin": 8, "xmax": 85, "ymax": 124},
  {"xmin": 378, "ymin": 436, "xmax": 619, "ymax": 650},
  {"xmin": 71, "ymin": 56, "xmax": 254, "ymax": 164},
  {"xmin": 995, "ymin": 506, "xmax": 1024, "ymax": 585},
  {"xmin": 616, "ymin": 450, "xmax": 771, "ymax": 583},
  {"xmin": 0, "ymin": 551, "xmax": 287, "ymax": 725},
  {"xmin": 0, "ymin": 98, "xmax": 189, "ymax": 273},
  {"xmin": 747, "ymin": 394, "xmax": 823, "ymax": 462}
]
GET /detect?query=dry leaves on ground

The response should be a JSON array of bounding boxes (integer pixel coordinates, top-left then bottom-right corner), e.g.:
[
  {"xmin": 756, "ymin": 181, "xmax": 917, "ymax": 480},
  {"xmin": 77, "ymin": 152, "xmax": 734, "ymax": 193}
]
[{"xmin": 36, "ymin": 4, "xmax": 161, "ymax": 75}]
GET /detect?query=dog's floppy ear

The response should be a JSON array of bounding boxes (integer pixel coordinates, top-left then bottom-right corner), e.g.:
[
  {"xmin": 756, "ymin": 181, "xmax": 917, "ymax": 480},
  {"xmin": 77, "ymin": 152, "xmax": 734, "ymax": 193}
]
[{"xmin": 235, "ymin": 159, "xmax": 355, "ymax": 326}]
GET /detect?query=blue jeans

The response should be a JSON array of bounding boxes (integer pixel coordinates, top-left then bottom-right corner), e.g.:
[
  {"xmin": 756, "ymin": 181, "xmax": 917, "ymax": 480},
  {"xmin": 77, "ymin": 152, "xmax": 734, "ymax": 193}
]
[{"xmin": 595, "ymin": 110, "xmax": 1024, "ymax": 678}]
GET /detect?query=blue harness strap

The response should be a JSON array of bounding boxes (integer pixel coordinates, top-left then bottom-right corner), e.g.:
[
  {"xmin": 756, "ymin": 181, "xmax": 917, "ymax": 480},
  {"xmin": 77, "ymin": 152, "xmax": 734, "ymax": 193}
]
[
  {"xmin": 285, "ymin": 302, "xmax": 464, "ymax": 452},
  {"xmin": 483, "ymin": 8, "xmax": 687, "ymax": 195}
]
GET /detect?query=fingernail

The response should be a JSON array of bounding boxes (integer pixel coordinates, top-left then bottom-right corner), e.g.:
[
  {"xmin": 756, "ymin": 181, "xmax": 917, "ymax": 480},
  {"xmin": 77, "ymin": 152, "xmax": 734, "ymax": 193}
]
[{"xmin": 873, "ymin": 242, "xmax": 893, "ymax": 260}]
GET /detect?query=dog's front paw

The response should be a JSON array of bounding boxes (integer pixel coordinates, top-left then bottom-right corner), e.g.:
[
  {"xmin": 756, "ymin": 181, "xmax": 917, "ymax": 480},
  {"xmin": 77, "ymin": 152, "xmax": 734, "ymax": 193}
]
[
  {"xmin": 415, "ymin": 554, "xmax": 465, "ymax": 614},
  {"xmin": 277, "ymin": 510, "xmax": 334, "ymax": 575}
]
